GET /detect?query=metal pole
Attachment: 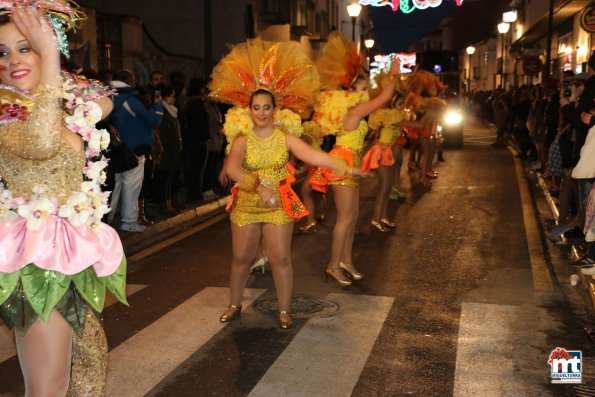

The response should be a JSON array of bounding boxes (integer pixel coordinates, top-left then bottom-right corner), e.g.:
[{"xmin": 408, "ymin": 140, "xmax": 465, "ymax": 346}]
[
  {"xmin": 351, "ymin": 16, "xmax": 356, "ymax": 42},
  {"xmin": 501, "ymin": 33, "xmax": 505, "ymax": 89},
  {"xmin": 544, "ymin": 0, "xmax": 554, "ymax": 80},
  {"xmin": 467, "ymin": 53, "xmax": 471, "ymax": 94}
]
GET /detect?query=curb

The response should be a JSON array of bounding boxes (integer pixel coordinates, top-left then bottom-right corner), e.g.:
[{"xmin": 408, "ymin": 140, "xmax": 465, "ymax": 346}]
[
  {"xmin": 535, "ymin": 172, "xmax": 595, "ymax": 310},
  {"xmin": 120, "ymin": 195, "xmax": 231, "ymax": 256}
]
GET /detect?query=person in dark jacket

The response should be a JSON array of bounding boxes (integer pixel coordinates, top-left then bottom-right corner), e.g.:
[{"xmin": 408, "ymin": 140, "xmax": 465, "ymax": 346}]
[
  {"xmin": 154, "ymin": 86, "xmax": 183, "ymax": 214},
  {"xmin": 108, "ymin": 69, "xmax": 163, "ymax": 232},
  {"xmin": 185, "ymin": 78, "xmax": 210, "ymax": 201}
]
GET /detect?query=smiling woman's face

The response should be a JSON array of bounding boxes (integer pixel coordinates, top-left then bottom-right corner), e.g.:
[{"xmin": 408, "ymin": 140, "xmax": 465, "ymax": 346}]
[
  {"xmin": 0, "ymin": 22, "xmax": 41, "ymax": 91},
  {"xmin": 250, "ymin": 93, "xmax": 276, "ymax": 129}
]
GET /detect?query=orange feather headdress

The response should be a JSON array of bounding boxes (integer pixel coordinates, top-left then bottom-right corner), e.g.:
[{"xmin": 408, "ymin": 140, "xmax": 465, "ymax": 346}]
[
  {"xmin": 208, "ymin": 38, "xmax": 319, "ymax": 117},
  {"xmin": 316, "ymin": 31, "xmax": 365, "ymax": 91}
]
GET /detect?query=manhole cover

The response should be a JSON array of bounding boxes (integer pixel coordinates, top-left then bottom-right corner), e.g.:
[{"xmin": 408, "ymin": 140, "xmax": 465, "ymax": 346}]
[{"xmin": 255, "ymin": 295, "xmax": 340, "ymax": 319}]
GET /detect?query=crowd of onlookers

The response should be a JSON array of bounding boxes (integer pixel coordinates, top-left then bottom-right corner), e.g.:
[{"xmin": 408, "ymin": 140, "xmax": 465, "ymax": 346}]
[
  {"xmin": 469, "ymin": 51, "xmax": 595, "ymax": 265},
  {"xmin": 96, "ymin": 69, "xmax": 229, "ymax": 233}
]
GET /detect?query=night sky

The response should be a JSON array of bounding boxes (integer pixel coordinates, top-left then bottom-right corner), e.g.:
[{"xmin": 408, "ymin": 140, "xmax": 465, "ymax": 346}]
[{"xmin": 370, "ymin": 1, "xmax": 457, "ymax": 53}]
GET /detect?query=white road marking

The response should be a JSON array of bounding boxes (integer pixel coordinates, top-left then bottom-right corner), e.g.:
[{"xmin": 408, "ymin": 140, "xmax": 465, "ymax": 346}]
[
  {"xmin": 453, "ymin": 302, "xmax": 522, "ymax": 397},
  {"xmin": 0, "ymin": 284, "xmax": 147, "ymax": 364},
  {"xmin": 106, "ymin": 287, "xmax": 266, "ymax": 397},
  {"xmin": 248, "ymin": 293, "xmax": 394, "ymax": 397}
]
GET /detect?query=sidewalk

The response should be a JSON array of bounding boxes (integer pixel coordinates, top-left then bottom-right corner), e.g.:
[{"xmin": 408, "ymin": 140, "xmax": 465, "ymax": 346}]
[
  {"xmin": 515, "ymin": 146, "xmax": 595, "ymax": 316},
  {"xmin": 119, "ymin": 194, "xmax": 231, "ymax": 256}
]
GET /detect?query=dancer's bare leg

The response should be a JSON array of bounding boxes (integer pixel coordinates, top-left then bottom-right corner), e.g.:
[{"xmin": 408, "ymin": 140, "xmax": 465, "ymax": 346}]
[
  {"xmin": 373, "ymin": 164, "xmax": 394, "ymax": 221},
  {"xmin": 340, "ymin": 186, "xmax": 360, "ymax": 265},
  {"xmin": 300, "ymin": 177, "xmax": 317, "ymax": 224},
  {"xmin": 328, "ymin": 185, "xmax": 357, "ymax": 270},
  {"xmin": 427, "ymin": 137, "xmax": 436, "ymax": 174},
  {"xmin": 229, "ymin": 223, "xmax": 262, "ymax": 306},
  {"xmin": 408, "ymin": 139, "xmax": 419, "ymax": 169},
  {"xmin": 419, "ymin": 137, "xmax": 431, "ymax": 185},
  {"xmin": 16, "ymin": 310, "xmax": 72, "ymax": 397},
  {"xmin": 262, "ymin": 223, "xmax": 294, "ymax": 312},
  {"xmin": 393, "ymin": 144, "xmax": 403, "ymax": 190}
]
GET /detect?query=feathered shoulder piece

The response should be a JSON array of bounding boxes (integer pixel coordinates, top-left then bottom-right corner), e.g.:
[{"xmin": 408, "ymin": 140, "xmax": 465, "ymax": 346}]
[
  {"xmin": 316, "ymin": 32, "xmax": 364, "ymax": 91},
  {"xmin": 208, "ymin": 38, "xmax": 319, "ymax": 116},
  {"xmin": 313, "ymin": 90, "xmax": 369, "ymax": 136},
  {"xmin": 410, "ymin": 70, "xmax": 445, "ymax": 96},
  {"xmin": 368, "ymin": 108, "xmax": 407, "ymax": 130}
]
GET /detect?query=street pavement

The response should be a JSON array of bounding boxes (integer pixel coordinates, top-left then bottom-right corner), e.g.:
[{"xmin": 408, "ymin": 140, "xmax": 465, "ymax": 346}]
[{"xmin": 0, "ymin": 120, "xmax": 594, "ymax": 396}]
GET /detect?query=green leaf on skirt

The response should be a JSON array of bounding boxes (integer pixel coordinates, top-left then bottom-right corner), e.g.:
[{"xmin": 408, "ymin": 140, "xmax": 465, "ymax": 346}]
[
  {"xmin": 72, "ymin": 267, "xmax": 106, "ymax": 313},
  {"xmin": 0, "ymin": 269, "xmax": 22, "ymax": 305},
  {"xmin": 20, "ymin": 265, "xmax": 71, "ymax": 322},
  {"xmin": 103, "ymin": 256, "xmax": 128, "ymax": 306}
]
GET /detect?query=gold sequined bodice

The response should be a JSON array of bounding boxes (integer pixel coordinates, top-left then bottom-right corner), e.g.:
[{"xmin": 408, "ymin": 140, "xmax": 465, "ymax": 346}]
[
  {"xmin": 230, "ymin": 128, "xmax": 293, "ymax": 226},
  {"xmin": 0, "ymin": 85, "xmax": 75, "ymax": 204},
  {"xmin": 243, "ymin": 128, "xmax": 288, "ymax": 183},
  {"xmin": 0, "ymin": 138, "xmax": 85, "ymax": 204},
  {"xmin": 335, "ymin": 120, "xmax": 368, "ymax": 150}
]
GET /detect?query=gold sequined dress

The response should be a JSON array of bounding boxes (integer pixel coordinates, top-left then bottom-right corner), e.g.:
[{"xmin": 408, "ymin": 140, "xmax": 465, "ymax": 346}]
[{"xmin": 229, "ymin": 128, "xmax": 306, "ymax": 226}]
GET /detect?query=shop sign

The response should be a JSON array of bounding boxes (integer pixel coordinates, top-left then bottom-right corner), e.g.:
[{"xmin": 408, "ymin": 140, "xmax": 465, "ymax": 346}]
[
  {"xmin": 522, "ymin": 56, "xmax": 543, "ymax": 76},
  {"xmin": 581, "ymin": 5, "xmax": 595, "ymax": 33}
]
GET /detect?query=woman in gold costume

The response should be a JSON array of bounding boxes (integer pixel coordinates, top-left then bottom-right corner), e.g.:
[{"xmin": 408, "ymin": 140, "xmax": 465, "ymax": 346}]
[
  {"xmin": 311, "ymin": 32, "xmax": 400, "ymax": 286},
  {"xmin": 0, "ymin": 2, "xmax": 126, "ymax": 395},
  {"xmin": 209, "ymin": 39, "xmax": 368, "ymax": 328},
  {"xmin": 362, "ymin": 99, "xmax": 407, "ymax": 232}
]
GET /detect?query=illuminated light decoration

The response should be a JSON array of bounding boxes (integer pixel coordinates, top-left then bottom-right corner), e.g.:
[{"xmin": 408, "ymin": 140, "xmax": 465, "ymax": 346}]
[
  {"xmin": 358, "ymin": 0, "xmax": 463, "ymax": 13},
  {"xmin": 370, "ymin": 52, "xmax": 416, "ymax": 80}
]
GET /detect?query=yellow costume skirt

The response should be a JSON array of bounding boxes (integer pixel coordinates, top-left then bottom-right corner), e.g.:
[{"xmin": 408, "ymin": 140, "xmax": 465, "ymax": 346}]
[
  {"xmin": 227, "ymin": 174, "xmax": 308, "ymax": 226},
  {"xmin": 362, "ymin": 142, "xmax": 395, "ymax": 170},
  {"xmin": 310, "ymin": 146, "xmax": 361, "ymax": 193}
]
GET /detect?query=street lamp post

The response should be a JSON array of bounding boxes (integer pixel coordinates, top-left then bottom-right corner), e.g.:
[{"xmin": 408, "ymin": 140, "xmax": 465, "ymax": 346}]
[
  {"xmin": 346, "ymin": 2, "xmax": 362, "ymax": 42},
  {"xmin": 365, "ymin": 38, "xmax": 374, "ymax": 69},
  {"xmin": 497, "ymin": 22, "xmax": 510, "ymax": 89},
  {"xmin": 466, "ymin": 46, "xmax": 475, "ymax": 94}
]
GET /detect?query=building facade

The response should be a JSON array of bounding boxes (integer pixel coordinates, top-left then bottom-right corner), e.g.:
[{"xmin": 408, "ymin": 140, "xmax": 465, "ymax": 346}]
[
  {"xmin": 458, "ymin": 0, "xmax": 594, "ymax": 93},
  {"xmin": 72, "ymin": 1, "xmax": 368, "ymax": 84},
  {"xmin": 510, "ymin": 0, "xmax": 594, "ymax": 85}
]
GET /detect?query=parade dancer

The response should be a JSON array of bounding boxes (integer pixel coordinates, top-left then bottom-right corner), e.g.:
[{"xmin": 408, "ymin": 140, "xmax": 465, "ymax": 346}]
[
  {"xmin": 209, "ymin": 38, "xmax": 368, "ymax": 329},
  {"xmin": 0, "ymin": 2, "xmax": 127, "ymax": 395},
  {"xmin": 310, "ymin": 32, "xmax": 400, "ymax": 286},
  {"xmin": 362, "ymin": 90, "xmax": 408, "ymax": 232}
]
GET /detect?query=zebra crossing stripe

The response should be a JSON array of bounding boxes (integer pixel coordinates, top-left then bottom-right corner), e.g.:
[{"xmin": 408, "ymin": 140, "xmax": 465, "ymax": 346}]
[
  {"xmin": 453, "ymin": 302, "xmax": 520, "ymax": 397},
  {"xmin": 0, "ymin": 283, "xmax": 148, "ymax": 364},
  {"xmin": 106, "ymin": 287, "xmax": 266, "ymax": 397},
  {"xmin": 248, "ymin": 293, "xmax": 394, "ymax": 397}
]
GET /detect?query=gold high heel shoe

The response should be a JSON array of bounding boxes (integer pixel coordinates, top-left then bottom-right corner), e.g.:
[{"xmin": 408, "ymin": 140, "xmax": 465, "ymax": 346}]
[
  {"xmin": 278, "ymin": 311, "xmax": 293, "ymax": 329},
  {"xmin": 219, "ymin": 304, "xmax": 242, "ymax": 322},
  {"xmin": 380, "ymin": 218, "xmax": 396, "ymax": 229},
  {"xmin": 339, "ymin": 261, "xmax": 365, "ymax": 281},
  {"xmin": 325, "ymin": 267, "xmax": 352, "ymax": 286},
  {"xmin": 298, "ymin": 220, "xmax": 317, "ymax": 233},
  {"xmin": 371, "ymin": 220, "xmax": 391, "ymax": 233}
]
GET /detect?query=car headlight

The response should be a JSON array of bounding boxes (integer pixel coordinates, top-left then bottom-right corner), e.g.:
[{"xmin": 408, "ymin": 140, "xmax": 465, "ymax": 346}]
[{"xmin": 444, "ymin": 111, "xmax": 463, "ymax": 125}]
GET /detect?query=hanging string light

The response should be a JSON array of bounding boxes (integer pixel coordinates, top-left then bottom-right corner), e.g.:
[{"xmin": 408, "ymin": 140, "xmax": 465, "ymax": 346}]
[{"xmin": 358, "ymin": 0, "xmax": 463, "ymax": 13}]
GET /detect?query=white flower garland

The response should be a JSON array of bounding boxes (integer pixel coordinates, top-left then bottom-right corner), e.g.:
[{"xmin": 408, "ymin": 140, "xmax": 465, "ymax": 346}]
[{"xmin": 0, "ymin": 77, "xmax": 112, "ymax": 231}]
